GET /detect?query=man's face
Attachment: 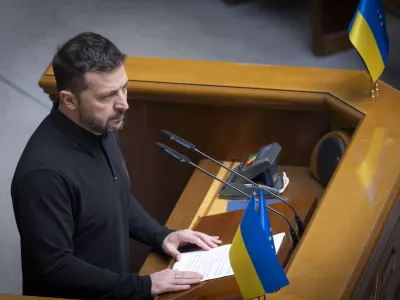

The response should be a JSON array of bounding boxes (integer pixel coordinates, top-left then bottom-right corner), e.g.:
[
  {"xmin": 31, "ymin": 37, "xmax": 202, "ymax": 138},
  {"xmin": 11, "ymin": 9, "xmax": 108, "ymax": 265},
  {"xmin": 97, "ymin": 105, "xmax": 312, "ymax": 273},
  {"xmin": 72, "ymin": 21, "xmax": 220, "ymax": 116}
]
[{"xmin": 77, "ymin": 65, "xmax": 129, "ymax": 134}]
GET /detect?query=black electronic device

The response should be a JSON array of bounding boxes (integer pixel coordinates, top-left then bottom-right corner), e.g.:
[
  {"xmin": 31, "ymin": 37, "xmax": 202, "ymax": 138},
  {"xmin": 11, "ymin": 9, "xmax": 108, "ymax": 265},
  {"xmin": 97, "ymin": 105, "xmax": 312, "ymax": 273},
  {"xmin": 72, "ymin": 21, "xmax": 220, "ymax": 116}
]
[
  {"xmin": 219, "ymin": 143, "xmax": 284, "ymax": 199},
  {"xmin": 310, "ymin": 130, "xmax": 351, "ymax": 186}
]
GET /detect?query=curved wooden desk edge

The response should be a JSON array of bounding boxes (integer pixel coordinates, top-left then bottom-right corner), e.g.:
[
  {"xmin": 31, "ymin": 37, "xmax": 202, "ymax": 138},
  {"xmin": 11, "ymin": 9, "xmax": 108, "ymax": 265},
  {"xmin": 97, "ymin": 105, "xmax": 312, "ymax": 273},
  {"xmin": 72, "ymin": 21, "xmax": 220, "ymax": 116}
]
[
  {"xmin": 39, "ymin": 57, "xmax": 400, "ymax": 300},
  {"xmin": 39, "ymin": 56, "xmax": 384, "ymax": 114}
]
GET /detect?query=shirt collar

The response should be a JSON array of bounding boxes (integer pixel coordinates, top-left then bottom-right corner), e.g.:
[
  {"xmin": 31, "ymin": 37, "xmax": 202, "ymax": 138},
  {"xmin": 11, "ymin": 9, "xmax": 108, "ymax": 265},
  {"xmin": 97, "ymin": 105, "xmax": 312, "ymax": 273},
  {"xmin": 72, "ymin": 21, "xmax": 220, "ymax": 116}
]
[{"xmin": 50, "ymin": 108, "xmax": 103, "ymax": 156}]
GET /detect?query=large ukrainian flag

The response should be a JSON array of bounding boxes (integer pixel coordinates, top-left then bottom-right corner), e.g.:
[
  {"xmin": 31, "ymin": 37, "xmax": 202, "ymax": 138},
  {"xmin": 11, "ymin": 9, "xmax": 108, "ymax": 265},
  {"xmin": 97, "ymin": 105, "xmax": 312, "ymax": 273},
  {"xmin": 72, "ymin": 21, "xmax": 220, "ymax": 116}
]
[
  {"xmin": 348, "ymin": 0, "xmax": 389, "ymax": 82},
  {"xmin": 229, "ymin": 188, "xmax": 289, "ymax": 299}
]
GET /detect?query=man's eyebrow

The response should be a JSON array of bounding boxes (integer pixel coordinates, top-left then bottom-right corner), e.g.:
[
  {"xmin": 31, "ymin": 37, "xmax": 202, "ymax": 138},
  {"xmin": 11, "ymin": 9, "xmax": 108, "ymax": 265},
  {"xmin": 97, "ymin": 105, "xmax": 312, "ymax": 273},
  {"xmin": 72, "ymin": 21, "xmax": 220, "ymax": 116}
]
[{"xmin": 99, "ymin": 80, "xmax": 129, "ymax": 97}]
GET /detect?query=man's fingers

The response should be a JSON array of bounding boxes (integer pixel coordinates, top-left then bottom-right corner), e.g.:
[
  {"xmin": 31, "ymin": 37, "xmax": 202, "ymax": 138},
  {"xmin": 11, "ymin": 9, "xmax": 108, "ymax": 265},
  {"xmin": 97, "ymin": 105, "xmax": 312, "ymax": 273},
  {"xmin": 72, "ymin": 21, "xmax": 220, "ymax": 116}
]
[
  {"xmin": 190, "ymin": 235, "xmax": 211, "ymax": 250},
  {"xmin": 167, "ymin": 285, "xmax": 191, "ymax": 292},
  {"xmin": 171, "ymin": 248, "xmax": 182, "ymax": 262},
  {"xmin": 212, "ymin": 236, "xmax": 223, "ymax": 244},
  {"xmin": 177, "ymin": 278, "xmax": 203, "ymax": 285},
  {"xmin": 176, "ymin": 271, "xmax": 203, "ymax": 279},
  {"xmin": 151, "ymin": 269, "xmax": 203, "ymax": 296},
  {"xmin": 165, "ymin": 244, "xmax": 182, "ymax": 261},
  {"xmin": 193, "ymin": 232, "xmax": 221, "ymax": 248},
  {"xmin": 174, "ymin": 271, "xmax": 203, "ymax": 286},
  {"xmin": 205, "ymin": 237, "xmax": 220, "ymax": 248}
]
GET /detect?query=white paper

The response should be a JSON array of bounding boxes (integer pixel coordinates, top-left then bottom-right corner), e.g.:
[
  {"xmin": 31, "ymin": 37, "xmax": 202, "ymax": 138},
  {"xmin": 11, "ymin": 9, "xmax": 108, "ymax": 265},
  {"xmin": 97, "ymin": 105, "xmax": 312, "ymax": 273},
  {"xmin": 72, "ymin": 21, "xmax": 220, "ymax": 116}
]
[
  {"xmin": 272, "ymin": 232, "xmax": 285, "ymax": 254},
  {"xmin": 172, "ymin": 232, "xmax": 285, "ymax": 281},
  {"xmin": 173, "ymin": 244, "xmax": 234, "ymax": 281}
]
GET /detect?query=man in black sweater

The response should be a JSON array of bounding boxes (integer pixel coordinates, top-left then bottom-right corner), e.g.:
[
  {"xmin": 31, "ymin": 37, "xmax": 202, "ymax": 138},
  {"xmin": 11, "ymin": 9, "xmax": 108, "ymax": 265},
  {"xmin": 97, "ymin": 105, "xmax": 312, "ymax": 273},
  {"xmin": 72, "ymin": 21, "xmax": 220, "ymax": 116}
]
[{"xmin": 11, "ymin": 32, "xmax": 221, "ymax": 300}]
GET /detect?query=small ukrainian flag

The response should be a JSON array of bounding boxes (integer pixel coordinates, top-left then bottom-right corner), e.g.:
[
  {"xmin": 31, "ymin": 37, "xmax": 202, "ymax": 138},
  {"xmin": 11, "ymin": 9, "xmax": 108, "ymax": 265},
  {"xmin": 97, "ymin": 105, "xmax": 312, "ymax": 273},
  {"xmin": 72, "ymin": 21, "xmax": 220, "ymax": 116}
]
[
  {"xmin": 229, "ymin": 188, "xmax": 289, "ymax": 299},
  {"xmin": 348, "ymin": 0, "xmax": 389, "ymax": 82}
]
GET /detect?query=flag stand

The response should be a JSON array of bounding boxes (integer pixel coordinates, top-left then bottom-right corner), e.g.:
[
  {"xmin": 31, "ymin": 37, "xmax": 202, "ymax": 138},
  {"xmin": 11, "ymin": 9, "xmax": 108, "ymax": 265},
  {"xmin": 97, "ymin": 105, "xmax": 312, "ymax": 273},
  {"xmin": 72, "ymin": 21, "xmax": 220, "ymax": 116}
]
[{"xmin": 370, "ymin": 76, "xmax": 379, "ymax": 98}]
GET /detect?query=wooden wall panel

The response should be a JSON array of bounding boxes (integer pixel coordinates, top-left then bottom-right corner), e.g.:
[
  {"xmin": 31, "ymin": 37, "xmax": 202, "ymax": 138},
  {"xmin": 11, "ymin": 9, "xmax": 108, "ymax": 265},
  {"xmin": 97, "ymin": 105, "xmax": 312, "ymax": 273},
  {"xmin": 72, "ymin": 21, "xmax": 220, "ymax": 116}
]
[
  {"xmin": 312, "ymin": 0, "xmax": 358, "ymax": 55},
  {"xmin": 384, "ymin": 0, "xmax": 400, "ymax": 17}
]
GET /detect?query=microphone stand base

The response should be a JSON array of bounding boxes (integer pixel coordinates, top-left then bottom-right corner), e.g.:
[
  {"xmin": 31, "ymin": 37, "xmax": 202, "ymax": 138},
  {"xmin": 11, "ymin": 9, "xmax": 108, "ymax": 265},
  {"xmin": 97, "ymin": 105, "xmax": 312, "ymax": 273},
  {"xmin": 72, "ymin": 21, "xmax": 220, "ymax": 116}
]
[{"xmin": 218, "ymin": 176, "xmax": 284, "ymax": 200}]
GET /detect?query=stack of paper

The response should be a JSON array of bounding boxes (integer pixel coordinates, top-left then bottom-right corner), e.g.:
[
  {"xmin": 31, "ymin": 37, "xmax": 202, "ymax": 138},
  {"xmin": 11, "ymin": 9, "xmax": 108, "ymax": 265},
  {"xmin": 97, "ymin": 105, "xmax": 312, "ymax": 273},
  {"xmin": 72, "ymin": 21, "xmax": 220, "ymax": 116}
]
[{"xmin": 172, "ymin": 232, "xmax": 285, "ymax": 281}]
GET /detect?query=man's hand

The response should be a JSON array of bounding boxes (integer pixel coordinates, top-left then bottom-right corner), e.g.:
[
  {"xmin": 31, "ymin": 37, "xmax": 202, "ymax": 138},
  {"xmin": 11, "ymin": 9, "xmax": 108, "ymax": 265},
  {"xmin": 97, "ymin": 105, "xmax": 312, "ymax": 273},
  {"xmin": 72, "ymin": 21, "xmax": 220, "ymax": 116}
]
[
  {"xmin": 162, "ymin": 229, "xmax": 222, "ymax": 261},
  {"xmin": 150, "ymin": 269, "xmax": 203, "ymax": 296}
]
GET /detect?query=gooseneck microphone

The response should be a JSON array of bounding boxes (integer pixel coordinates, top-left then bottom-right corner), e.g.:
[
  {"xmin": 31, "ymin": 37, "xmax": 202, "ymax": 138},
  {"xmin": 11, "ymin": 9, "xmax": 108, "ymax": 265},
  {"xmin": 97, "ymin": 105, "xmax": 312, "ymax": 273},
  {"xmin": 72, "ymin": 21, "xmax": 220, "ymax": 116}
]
[
  {"xmin": 160, "ymin": 130, "xmax": 304, "ymax": 237},
  {"xmin": 156, "ymin": 142, "xmax": 299, "ymax": 250}
]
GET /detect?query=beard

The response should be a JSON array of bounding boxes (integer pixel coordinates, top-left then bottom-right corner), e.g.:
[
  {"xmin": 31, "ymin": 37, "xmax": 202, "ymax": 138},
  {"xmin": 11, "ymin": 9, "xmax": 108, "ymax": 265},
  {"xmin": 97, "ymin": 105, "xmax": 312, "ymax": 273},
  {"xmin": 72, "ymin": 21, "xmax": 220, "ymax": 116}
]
[{"xmin": 77, "ymin": 105, "xmax": 125, "ymax": 135}]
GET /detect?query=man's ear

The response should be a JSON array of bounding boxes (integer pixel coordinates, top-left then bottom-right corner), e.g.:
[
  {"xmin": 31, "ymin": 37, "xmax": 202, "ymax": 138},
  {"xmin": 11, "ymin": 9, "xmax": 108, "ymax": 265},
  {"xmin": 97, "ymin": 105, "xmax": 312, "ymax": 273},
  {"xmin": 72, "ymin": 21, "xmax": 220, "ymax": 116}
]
[{"xmin": 59, "ymin": 90, "xmax": 78, "ymax": 110}]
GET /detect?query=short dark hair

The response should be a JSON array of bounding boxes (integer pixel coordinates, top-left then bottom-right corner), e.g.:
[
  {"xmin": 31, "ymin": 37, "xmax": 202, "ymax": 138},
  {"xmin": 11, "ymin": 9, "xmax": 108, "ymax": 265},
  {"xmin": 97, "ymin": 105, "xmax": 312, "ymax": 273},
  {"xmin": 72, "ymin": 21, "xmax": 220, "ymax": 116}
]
[{"xmin": 52, "ymin": 32, "xmax": 126, "ymax": 95}]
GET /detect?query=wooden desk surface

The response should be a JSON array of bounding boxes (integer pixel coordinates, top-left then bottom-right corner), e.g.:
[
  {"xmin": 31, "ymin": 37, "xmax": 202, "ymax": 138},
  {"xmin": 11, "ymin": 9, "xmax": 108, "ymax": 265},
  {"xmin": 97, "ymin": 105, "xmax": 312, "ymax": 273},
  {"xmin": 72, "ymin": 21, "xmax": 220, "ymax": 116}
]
[{"xmin": 39, "ymin": 56, "xmax": 400, "ymax": 299}]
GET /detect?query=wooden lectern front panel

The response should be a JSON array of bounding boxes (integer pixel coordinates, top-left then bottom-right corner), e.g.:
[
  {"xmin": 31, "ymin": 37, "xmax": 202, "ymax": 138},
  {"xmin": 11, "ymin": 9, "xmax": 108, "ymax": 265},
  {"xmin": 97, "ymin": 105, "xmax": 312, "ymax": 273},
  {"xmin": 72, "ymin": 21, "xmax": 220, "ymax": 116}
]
[{"xmin": 119, "ymin": 98, "xmax": 331, "ymax": 272}]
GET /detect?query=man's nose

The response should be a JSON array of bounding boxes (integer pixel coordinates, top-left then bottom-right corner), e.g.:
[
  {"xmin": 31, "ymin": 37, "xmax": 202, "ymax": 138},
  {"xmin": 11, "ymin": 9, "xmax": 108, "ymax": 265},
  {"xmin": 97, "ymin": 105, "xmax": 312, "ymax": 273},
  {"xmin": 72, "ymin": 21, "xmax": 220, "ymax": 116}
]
[{"xmin": 115, "ymin": 91, "xmax": 129, "ymax": 111}]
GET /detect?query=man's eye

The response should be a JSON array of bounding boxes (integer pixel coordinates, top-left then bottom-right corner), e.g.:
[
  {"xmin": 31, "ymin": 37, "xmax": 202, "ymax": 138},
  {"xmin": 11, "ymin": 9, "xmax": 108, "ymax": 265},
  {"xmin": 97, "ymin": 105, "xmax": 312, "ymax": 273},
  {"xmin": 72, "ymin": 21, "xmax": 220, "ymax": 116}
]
[{"xmin": 103, "ymin": 94, "xmax": 113, "ymax": 99}]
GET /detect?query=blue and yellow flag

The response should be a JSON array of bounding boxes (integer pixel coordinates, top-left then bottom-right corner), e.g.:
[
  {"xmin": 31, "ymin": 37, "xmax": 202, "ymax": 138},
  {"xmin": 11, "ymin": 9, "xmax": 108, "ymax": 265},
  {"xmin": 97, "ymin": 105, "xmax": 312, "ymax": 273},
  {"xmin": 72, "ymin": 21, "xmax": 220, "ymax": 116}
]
[
  {"xmin": 348, "ymin": 0, "xmax": 389, "ymax": 82},
  {"xmin": 229, "ymin": 188, "xmax": 289, "ymax": 299}
]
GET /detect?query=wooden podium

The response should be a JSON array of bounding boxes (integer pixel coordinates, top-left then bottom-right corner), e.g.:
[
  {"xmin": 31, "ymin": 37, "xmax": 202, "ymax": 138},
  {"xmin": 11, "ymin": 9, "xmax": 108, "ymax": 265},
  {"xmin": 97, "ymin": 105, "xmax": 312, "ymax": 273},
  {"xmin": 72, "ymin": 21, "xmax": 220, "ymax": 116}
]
[
  {"xmin": 139, "ymin": 162, "xmax": 323, "ymax": 300},
  {"xmin": 34, "ymin": 57, "xmax": 400, "ymax": 300}
]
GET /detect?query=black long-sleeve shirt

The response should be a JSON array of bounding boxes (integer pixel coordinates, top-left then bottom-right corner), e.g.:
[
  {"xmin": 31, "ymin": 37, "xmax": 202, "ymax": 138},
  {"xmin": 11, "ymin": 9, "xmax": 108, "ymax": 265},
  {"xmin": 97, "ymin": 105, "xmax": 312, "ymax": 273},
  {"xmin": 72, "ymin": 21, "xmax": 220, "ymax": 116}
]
[{"xmin": 11, "ymin": 109, "xmax": 173, "ymax": 299}]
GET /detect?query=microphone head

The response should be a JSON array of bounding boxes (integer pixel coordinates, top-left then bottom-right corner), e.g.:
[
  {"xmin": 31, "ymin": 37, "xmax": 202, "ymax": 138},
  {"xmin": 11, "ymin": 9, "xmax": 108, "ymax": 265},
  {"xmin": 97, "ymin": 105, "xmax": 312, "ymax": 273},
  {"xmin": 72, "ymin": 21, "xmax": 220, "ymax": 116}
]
[
  {"xmin": 155, "ymin": 142, "xmax": 191, "ymax": 164},
  {"xmin": 160, "ymin": 130, "xmax": 196, "ymax": 151}
]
